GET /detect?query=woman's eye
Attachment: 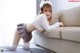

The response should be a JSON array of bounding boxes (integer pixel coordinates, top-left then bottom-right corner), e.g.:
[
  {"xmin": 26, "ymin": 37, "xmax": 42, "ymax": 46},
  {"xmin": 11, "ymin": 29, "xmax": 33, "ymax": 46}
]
[
  {"xmin": 45, "ymin": 10, "xmax": 47, "ymax": 12},
  {"xmin": 48, "ymin": 10, "xmax": 51, "ymax": 12}
]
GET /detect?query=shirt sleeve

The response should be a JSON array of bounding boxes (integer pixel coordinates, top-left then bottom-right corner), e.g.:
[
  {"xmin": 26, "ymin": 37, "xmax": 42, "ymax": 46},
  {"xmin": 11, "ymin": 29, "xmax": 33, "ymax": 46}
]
[{"xmin": 40, "ymin": 14, "xmax": 61, "ymax": 32}]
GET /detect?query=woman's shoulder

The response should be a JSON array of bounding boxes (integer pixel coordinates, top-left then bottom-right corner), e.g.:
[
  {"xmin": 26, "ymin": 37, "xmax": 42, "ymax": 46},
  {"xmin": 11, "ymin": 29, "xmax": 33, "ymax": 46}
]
[
  {"xmin": 38, "ymin": 14, "xmax": 46, "ymax": 17},
  {"xmin": 37, "ymin": 14, "xmax": 46, "ymax": 19}
]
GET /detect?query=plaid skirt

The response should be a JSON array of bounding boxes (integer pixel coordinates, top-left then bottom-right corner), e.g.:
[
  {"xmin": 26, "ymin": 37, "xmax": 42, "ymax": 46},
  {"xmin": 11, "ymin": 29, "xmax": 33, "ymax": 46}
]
[{"xmin": 17, "ymin": 23, "xmax": 32, "ymax": 42}]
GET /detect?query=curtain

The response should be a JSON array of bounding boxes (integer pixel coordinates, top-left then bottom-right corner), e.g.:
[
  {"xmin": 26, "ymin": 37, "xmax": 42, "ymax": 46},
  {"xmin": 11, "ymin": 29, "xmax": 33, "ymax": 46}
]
[{"xmin": 0, "ymin": 0, "xmax": 36, "ymax": 46}]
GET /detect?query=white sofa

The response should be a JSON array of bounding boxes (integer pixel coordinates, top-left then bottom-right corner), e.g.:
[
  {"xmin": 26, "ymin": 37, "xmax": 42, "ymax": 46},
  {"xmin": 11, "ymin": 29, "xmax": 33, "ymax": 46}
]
[{"xmin": 32, "ymin": 6, "xmax": 80, "ymax": 53}]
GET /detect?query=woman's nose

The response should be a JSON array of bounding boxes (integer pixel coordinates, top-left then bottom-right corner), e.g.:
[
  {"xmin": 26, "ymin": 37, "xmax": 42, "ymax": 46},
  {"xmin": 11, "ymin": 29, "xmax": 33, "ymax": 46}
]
[{"xmin": 47, "ymin": 12, "xmax": 50, "ymax": 15}]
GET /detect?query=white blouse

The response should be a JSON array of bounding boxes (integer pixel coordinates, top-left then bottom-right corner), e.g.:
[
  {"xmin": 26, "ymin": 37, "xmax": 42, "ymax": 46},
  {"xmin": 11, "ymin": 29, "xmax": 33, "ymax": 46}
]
[{"xmin": 32, "ymin": 14, "xmax": 61, "ymax": 32}]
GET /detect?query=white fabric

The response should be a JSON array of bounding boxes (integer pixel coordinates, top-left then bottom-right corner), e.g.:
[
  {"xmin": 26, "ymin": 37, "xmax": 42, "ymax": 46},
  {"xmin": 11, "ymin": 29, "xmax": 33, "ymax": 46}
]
[
  {"xmin": 32, "ymin": 14, "xmax": 61, "ymax": 32},
  {"xmin": 23, "ymin": 42, "xmax": 29, "ymax": 49},
  {"xmin": 40, "ymin": 0, "xmax": 52, "ymax": 9}
]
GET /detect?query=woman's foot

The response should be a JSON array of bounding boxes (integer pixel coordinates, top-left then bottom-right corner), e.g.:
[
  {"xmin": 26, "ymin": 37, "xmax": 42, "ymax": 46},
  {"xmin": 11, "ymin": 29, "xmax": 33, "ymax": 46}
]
[
  {"xmin": 23, "ymin": 42, "xmax": 30, "ymax": 50},
  {"xmin": 5, "ymin": 46, "xmax": 17, "ymax": 51}
]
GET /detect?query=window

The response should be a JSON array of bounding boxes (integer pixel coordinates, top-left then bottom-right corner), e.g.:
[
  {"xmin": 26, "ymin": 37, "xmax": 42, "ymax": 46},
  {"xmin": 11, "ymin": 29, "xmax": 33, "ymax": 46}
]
[{"xmin": 0, "ymin": 0, "xmax": 36, "ymax": 46}]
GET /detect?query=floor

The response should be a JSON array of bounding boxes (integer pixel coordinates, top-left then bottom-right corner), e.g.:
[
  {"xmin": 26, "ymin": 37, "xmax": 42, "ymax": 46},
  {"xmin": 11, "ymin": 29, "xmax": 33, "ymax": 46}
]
[
  {"xmin": 0, "ymin": 37, "xmax": 53, "ymax": 53},
  {"xmin": 0, "ymin": 43, "xmax": 51, "ymax": 53},
  {"xmin": 1, "ymin": 48, "xmax": 51, "ymax": 53}
]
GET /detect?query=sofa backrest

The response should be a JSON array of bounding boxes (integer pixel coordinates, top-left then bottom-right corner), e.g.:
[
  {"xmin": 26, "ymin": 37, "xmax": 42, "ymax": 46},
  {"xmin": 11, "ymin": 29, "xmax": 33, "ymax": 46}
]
[
  {"xmin": 59, "ymin": 6, "xmax": 80, "ymax": 27},
  {"xmin": 49, "ymin": 13, "xmax": 59, "ymax": 25}
]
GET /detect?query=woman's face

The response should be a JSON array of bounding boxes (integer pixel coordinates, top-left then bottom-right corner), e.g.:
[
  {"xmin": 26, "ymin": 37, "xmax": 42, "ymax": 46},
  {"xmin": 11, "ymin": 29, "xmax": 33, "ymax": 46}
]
[{"xmin": 42, "ymin": 7, "xmax": 52, "ymax": 19}]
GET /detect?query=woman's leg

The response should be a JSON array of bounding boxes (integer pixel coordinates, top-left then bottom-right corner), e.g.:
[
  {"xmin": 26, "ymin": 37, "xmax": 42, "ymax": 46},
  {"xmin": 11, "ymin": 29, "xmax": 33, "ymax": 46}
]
[
  {"xmin": 23, "ymin": 34, "xmax": 32, "ymax": 50},
  {"xmin": 12, "ymin": 30, "xmax": 21, "ymax": 48},
  {"xmin": 11, "ymin": 23, "xmax": 33, "ymax": 50},
  {"xmin": 23, "ymin": 41, "xmax": 30, "ymax": 50},
  {"xmin": 16, "ymin": 23, "xmax": 32, "ymax": 50},
  {"xmin": 6, "ymin": 30, "xmax": 21, "ymax": 51}
]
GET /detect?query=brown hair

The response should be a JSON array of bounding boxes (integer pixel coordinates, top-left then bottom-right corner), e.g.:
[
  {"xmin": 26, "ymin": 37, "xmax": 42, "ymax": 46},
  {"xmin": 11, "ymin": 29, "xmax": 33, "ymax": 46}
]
[{"xmin": 40, "ymin": 3, "xmax": 52, "ymax": 23}]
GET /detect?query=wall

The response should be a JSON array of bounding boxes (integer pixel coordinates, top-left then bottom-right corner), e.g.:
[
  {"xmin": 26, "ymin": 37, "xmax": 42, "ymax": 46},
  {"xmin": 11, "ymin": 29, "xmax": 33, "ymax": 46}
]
[{"xmin": 52, "ymin": 0, "xmax": 80, "ymax": 12}]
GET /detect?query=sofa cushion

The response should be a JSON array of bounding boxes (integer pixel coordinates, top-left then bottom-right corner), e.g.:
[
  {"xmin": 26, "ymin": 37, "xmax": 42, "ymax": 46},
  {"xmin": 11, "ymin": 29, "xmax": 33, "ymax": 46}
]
[
  {"xmin": 43, "ymin": 27, "xmax": 63, "ymax": 39},
  {"xmin": 59, "ymin": 6, "xmax": 80, "ymax": 27},
  {"xmin": 61, "ymin": 27, "xmax": 80, "ymax": 42}
]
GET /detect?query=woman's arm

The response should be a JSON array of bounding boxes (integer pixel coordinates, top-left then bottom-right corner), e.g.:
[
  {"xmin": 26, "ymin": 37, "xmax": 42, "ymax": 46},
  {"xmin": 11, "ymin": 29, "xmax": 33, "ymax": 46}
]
[{"xmin": 40, "ymin": 14, "xmax": 63, "ymax": 31}]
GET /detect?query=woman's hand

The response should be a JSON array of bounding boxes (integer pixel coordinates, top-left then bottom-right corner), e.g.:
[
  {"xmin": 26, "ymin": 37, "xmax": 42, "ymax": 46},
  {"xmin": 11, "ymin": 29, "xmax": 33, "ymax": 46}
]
[{"xmin": 59, "ymin": 22, "xmax": 64, "ymax": 27}]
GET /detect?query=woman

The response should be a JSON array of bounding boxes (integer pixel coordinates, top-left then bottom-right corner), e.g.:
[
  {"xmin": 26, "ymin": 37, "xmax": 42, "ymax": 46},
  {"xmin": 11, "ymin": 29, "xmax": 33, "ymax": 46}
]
[{"xmin": 6, "ymin": 0, "xmax": 63, "ymax": 51}]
